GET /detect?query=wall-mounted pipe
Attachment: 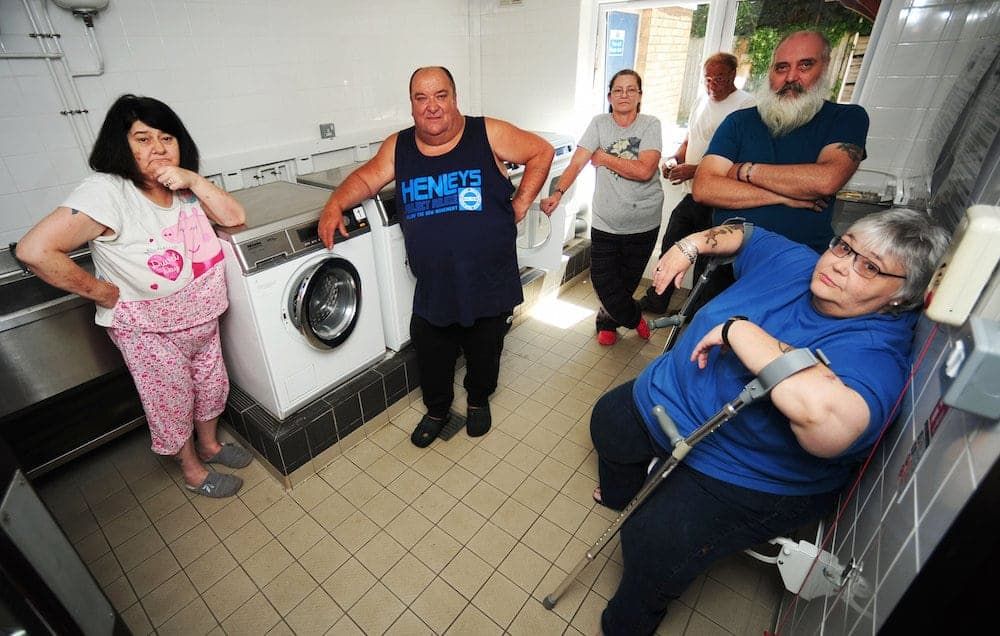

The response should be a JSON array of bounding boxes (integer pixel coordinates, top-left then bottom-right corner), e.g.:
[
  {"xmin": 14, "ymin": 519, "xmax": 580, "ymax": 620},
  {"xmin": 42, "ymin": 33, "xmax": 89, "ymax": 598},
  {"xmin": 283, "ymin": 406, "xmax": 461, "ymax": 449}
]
[{"xmin": 44, "ymin": 0, "xmax": 105, "ymax": 78}]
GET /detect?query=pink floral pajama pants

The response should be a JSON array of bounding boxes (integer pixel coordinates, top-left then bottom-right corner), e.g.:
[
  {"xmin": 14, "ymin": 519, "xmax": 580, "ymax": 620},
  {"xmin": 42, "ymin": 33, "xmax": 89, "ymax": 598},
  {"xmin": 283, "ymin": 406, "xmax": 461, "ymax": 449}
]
[{"xmin": 108, "ymin": 320, "xmax": 229, "ymax": 455}]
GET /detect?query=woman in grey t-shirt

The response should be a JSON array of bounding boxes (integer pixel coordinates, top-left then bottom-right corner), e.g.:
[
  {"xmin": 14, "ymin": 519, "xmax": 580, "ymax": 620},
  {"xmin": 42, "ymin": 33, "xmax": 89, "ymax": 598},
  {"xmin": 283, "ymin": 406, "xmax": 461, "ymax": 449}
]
[{"xmin": 542, "ymin": 70, "xmax": 664, "ymax": 345}]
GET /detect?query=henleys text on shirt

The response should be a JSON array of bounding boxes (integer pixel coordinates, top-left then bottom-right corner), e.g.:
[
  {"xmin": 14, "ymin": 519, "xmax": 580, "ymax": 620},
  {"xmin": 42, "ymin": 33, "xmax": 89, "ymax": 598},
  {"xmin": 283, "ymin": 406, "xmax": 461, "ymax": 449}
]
[{"xmin": 400, "ymin": 169, "xmax": 483, "ymax": 219}]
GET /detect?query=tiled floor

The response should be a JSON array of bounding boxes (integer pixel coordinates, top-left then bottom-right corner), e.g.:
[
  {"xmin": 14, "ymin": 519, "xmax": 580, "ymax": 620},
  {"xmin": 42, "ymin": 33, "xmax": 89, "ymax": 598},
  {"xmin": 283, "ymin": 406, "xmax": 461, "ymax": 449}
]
[{"xmin": 34, "ymin": 278, "xmax": 785, "ymax": 635}]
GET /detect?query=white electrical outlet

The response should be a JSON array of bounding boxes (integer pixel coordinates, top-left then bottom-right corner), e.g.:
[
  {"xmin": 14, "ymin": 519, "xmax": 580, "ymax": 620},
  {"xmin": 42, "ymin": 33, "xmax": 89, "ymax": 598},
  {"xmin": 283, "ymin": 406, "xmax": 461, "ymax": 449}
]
[{"xmin": 925, "ymin": 205, "xmax": 1000, "ymax": 326}]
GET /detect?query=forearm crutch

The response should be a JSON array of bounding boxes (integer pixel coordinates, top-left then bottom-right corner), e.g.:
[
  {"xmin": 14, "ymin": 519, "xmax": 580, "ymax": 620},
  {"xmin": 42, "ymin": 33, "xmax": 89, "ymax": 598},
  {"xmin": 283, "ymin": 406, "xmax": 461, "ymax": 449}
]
[{"xmin": 543, "ymin": 347, "xmax": 830, "ymax": 610}]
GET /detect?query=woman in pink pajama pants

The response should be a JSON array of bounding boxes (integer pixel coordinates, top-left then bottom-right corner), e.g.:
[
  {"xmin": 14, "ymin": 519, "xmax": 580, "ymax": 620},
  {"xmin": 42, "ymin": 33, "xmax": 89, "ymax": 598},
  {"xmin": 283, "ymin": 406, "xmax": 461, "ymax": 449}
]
[{"xmin": 17, "ymin": 95, "xmax": 253, "ymax": 498}]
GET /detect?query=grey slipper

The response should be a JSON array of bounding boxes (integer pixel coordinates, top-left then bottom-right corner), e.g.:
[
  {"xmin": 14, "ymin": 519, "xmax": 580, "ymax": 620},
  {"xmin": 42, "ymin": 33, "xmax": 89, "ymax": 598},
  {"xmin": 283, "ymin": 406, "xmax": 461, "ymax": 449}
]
[
  {"xmin": 204, "ymin": 443, "xmax": 253, "ymax": 468},
  {"xmin": 185, "ymin": 472, "xmax": 243, "ymax": 498}
]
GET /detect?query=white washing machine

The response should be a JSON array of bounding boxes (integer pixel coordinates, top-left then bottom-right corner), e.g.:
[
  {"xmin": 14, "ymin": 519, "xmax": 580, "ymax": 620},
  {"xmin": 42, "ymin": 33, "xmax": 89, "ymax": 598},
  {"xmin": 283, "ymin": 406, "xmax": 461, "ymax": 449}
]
[
  {"xmin": 298, "ymin": 167, "xmax": 415, "ymax": 352},
  {"xmin": 509, "ymin": 131, "xmax": 577, "ymax": 272},
  {"xmin": 218, "ymin": 181, "xmax": 386, "ymax": 420}
]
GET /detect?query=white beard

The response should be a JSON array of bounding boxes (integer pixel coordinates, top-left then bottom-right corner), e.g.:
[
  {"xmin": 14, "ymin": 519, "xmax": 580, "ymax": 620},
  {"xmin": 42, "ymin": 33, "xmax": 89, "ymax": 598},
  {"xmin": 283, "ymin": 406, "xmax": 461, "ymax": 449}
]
[{"xmin": 755, "ymin": 77, "xmax": 829, "ymax": 137}]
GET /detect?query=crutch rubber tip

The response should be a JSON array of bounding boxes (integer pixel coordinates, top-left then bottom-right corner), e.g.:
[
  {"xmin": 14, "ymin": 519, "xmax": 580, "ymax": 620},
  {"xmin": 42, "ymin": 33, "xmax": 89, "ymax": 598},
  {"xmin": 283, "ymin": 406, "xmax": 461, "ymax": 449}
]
[{"xmin": 542, "ymin": 596, "xmax": 557, "ymax": 610}]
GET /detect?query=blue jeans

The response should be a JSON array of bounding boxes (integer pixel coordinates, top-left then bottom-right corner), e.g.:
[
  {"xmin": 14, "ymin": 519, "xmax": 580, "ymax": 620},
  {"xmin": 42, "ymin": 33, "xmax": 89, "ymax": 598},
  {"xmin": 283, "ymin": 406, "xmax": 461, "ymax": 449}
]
[{"xmin": 590, "ymin": 381, "xmax": 837, "ymax": 635}]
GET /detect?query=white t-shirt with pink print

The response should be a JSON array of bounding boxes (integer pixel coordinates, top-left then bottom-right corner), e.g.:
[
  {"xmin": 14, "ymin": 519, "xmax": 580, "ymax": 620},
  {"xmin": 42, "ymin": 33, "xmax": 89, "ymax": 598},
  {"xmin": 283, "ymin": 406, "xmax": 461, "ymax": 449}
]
[{"xmin": 63, "ymin": 173, "xmax": 229, "ymax": 331}]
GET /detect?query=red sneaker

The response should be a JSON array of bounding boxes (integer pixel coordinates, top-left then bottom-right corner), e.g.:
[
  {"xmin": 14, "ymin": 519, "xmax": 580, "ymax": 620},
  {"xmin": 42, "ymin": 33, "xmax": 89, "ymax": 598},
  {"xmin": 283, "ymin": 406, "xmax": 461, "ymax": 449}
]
[
  {"xmin": 636, "ymin": 318, "xmax": 651, "ymax": 340},
  {"xmin": 597, "ymin": 330, "xmax": 618, "ymax": 346}
]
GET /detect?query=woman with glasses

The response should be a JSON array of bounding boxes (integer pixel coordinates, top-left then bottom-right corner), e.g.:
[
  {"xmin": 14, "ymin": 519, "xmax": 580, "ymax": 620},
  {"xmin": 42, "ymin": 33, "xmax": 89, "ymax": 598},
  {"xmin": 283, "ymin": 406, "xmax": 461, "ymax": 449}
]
[
  {"xmin": 541, "ymin": 69, "xmax": 663, "ymax": 346},
  {"xmin": 589, "ymin": 207, "xmax": 949, "ymax": 634}
]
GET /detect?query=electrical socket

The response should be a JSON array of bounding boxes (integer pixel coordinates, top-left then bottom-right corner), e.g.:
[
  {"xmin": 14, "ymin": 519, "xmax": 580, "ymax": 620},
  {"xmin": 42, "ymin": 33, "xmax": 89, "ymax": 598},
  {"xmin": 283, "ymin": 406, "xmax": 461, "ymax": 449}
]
[{"xmin": 320, "ymin": 122, "xmax": 336, "ymax": 139}]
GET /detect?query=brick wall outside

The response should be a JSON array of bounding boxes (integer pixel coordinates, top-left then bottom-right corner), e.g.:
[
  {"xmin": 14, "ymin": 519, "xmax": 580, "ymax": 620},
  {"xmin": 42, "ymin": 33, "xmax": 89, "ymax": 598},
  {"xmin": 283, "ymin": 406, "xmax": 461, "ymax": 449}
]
[{"xmin": 635, "ymin": 7, "xmax": 695, "ymax": 129}]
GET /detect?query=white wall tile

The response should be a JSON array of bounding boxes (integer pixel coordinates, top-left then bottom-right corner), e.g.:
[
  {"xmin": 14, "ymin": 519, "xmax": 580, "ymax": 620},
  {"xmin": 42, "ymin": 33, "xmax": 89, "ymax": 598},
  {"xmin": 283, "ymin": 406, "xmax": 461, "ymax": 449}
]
[{"xmin": 915, "ymin": 452, "xmax": 973, "ymax": 567}]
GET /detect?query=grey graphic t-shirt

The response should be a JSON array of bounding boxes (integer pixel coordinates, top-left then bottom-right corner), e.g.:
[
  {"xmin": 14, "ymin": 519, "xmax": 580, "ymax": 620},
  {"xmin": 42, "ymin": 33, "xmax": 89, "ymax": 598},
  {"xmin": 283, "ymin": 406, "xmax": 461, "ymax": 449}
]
[{"xmin": 578, "ymin": 113, "xmax": 664, "ymax": 234}]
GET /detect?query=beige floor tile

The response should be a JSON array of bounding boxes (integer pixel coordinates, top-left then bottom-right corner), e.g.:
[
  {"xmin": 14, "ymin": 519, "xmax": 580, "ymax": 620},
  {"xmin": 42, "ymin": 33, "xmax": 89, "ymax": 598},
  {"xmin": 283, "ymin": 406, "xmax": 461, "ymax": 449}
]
[
  {"xmin": 521, "ymin": 516, "xmax": 572, "ymax": 562},
  {"xmin": 266, "ymin": 620, "xmax": 296, "ymax": 635},
  {"xmin": 121, "ymin": 601, "xmax": 154, "ymax": 635},
  {"xmin": 102, "ymin": 506, "xmax": 152, "ymax": 547},
  {"xmin": 655, "ymin": 602, "xmax": 693, "ymax": 634},
  {"xmin": 411, "ymin": 577, "xmax": 469, "ymax": 633},
  {"xmin": 276, "ymin": 513, "xmax": 327, "ymax": 558},
  {"xmin": 128, "ymin": 468, "xmax": 174, "ymax": 503},
  {"xmin": 366, "ymin": 453, "xmax": 408, "ymax": 486},
  {"xmin": 330, "ymin": 510, "xmax": 380, "ymax": 553},
  {"xmin": 205, "ymin": 498, "xmax": 254, "ymax": 540},
  {"xmin": 126, "ymin": 546, "xmax": 180, "ymax": 598},
  {"xmin": 568, "ymin": 589, "xmax": 606, "ymax": 635},
  {"xmin": 355, "ymin": 530, "xmax": 406, "ymax": 578},
  {"xmin": 222, "ymin": 517, "xmax": 272, "ymax": 562},
  {"xmin": 258, "ymin": 496, "xmax": 306, "ymax": 537},
  {"xmin": 114, "ymin": 525, "xmax": 166, "ymax": 572},
  {"xmin": 384, "ymin": 506, "xmax": 434, "ymax": 550},
  {"xmin": 511, "ymin": 476, "xmax": 558, "ymax": 514},
  {"xmin": 531, "ymin": 456, "xmax": 575, "ymax": 491},
  {"xmin": 244, "ymin": 538, "xmax": 295, "ymax": 587},
  {"xmin": 327, "ymin": 614, "xmax": 365, "ymax": 634},
  {"xmin": 496, "ymin": 413, "xmax": 535, "ymax": 440},
  {"xmin": 542, "ymin": 493, "xmax": 591, "ymax": 535},
  {"xmin": 563, "ymin": 473, "xmax": 599, "ymax": 508},
  {"xmin": 435, "ymin": 435, "xmax": 475, "ymax": 463},
  {"xmin": 507, "ymin": 597, "xmax": 570, "ymax": 636},
  {"xmin": 382, "ymin": 553, "xmax": 435, "ymax": 604},
  {"xmin": 462, "ymin": 480, "xmax": 508, "ymax": 519},
  {"xmin": 221, "ymin": 591, "xmax": 281, "ymax": 634},
  {"xmin": 592, "ymin": 557, "xmax": 624, "ymax": 600},
  {"xmin": 387, "ymin": 470, "xmax": 432, "ymax": 501},
  {"xmin": 696, "ymin": 576, "xmax": 753, "ymax": 633},
  {"xmin": 155, "ymin": 501, "xmax": 202, "ymax": 544},
  {"xmin": 683, "ymin": 610, "xmax": 732, "ymax": 635},
  {"xmin": 455, "ymin": 446, "xmax": 502, "ymax": 478},
  {"xmin": 140, "ymin": 570, "xmax": 198, "ymax": 627},
  {"xmin": 440, "ymin": 547, "xmax": 492, "ymax": 600},
  {"xmin": 554, "ymin": 538, "xmax": 607, "ymax": 587},
  {"xmin": 466, "ymin": 521, "xmax": 517, "ymax": 568},
  {"xmin": 263, "ymin": 561, "xmax": 318, "ymax": 616},
  {"xmin": 444, "ymin": 603, "xmax": 502, "ymax": 635},
  {"xmin": 347, "ymin": 581, "xmax": 406, "ymax": 634},
  {"xmin": 483, "ymin": 460, "xmax": 528, "ymax": 495},
  {"xmin": 298, "ymin": 534, "xmax": 350, "ymax": 583},
  {"xmin": 318, "ymin": 456, "xmax": 362, "ymax": 487},
  {"xmin": 707, "ymin": 554, "xmax": 762, "ymax": 601},
  {"xmin": 385, "ymin": 609, "xmax": 434, "ymax": 635},
  {"xmin": 498, "ymin": 542, "xmax": 551, "ymax": 594},
  {"xmin": 411, "ymin": 526, "xmax": 463, "ymax": 574},
  {"xmin": 436, "ymin": 463, "xmax": 477, "ymax": 499},
  {"xmin": 412, "ymin": 449, "xmax": 455, "ymax": 482},
  {"xmin": 87, "ymin": 550, "xmax": 124, "ymax": 588},
  {"xmin": 309, "ymin": 490, "xmax": 358, "ymax": 531},
  {"xmin": 360, "ymin": 489, "xmax": 407, "ymax": 528},
  {"xmin": 339, "ymin": 472, "xmax": 384, "ymax": 509},
  {"xmin": 185, "ymin": 543, "xmax": 238, "ymax": 593},
  {"xmin": 156, "ymin": 597, "xmax": 219, "ymax": 635},
  {"xmin": 202, "ymin": 566, "xmax": 258, "ymax": 622},
  {"xmin": 240, "ymin": 476, "xmax": 287, "ymax": 515},
  {"xmin": 438, "ymin": 502, "xmax": 487, "ymax": 545},
  {"xmin": 490, "ymin": 497, "xmax": 538, "ymax": 540},
  {"xmin": 412, "ymin": 483, "xmax": 458, "ymax": 523},
  {"xmin": 322, "ymin": 557, "xmax": 376, "ymax": 610},
  {"xmin": 471, "ymin": 571, "xmax": 529, "ymax": 629},
  {"xmin": 140, "ymin": 484, "xmax": 187, "ymax": 522},
  {"xmin": 531, "ymin": 566, "xmax": 587, "ymax": 624},
  {"xmin": 102, "ymin": 575, "xmax": 137, "ymax": 612},
  {"xmin": 476, "ymin": 429, "xmax": 518, "ymax": 458},
  {"xmin": 92, "ymin": 486, "xmax": 141, "ymax": 527},
  {"xmin": 290, "ymin": 474, "xmax": 337, "ymax": 511},
  {"xmin": 285, "ymin": 587, "xmax": 343, "ymax": 636},
  {"xmin": 504, "ymin": 442, "xmax": 545, "ymax": 474}
]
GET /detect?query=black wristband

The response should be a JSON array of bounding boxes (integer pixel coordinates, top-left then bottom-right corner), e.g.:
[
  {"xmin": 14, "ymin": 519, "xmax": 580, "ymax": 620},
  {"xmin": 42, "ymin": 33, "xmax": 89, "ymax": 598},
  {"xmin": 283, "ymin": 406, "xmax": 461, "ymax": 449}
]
[{"xmin": 722, "ymin": 315, "xmax": 748, "ymax": 348}]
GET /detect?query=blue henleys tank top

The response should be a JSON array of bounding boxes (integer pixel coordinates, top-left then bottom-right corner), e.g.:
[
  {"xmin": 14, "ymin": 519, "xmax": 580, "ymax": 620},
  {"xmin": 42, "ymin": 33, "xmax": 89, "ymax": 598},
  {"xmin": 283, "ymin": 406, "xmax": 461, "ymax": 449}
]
[{"xmin": 395, "ymin": 116, "xmax": 523, "ymax": 327}]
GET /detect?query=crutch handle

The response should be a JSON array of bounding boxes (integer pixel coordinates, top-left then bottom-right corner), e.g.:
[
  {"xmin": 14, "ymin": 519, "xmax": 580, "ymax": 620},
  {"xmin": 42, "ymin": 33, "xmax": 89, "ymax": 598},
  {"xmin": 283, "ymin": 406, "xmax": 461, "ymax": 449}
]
[
  {"xmin": 649, "ymin": 315, "xmax": 685, "ymax": 329},
  {"xmin": 652, "ymin": 405, "xmax": 682, "ymax": 446}
]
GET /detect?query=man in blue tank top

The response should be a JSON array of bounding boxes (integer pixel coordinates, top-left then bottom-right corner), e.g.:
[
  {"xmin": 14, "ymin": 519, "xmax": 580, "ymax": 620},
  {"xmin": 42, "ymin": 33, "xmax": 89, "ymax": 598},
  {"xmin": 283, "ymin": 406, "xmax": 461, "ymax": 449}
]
[{"xmin": 319, "ymin": 66, "xmax": 554, "ymax": 448}]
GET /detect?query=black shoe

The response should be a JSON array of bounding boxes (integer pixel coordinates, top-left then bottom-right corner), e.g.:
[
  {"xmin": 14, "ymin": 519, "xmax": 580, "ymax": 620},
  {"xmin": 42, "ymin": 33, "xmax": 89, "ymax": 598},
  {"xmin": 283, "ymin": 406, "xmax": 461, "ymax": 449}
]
[
  {"xmin": 466, "ymin": 405, "xmax": 492, "ymax": 437},
  {"xmin": 411, "ymin": 413, "xmax": 448, "ymax": 448},
  {"xmin": 638, "ymin": 294, "xmax": 668, "ymax": 315}
]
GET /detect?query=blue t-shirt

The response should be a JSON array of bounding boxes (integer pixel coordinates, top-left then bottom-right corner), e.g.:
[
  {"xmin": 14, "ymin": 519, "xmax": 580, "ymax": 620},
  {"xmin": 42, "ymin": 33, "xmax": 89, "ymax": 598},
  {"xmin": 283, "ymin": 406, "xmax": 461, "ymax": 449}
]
[
  {"xmin": 632, "ymin": 229, "xmax": 914, "ymax": 495},
  {"xmin": 706, "ymin": 101, "xmax": 869, "ymax": 253},
  {"xmin": 395, "ymin": 116, "xmax": 522, "ymax": 327}
]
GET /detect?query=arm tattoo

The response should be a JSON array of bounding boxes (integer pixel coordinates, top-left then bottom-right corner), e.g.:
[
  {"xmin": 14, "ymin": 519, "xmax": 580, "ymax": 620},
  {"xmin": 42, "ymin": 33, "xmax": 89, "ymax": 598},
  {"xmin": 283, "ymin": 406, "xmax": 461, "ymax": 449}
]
[
  {"xmin": 778, "ymin": 341, "xmax": 796, "ymax": 353},
  {"xmin": 838, "ymin": 143, "xmax": 864, "ymax": 163},
  {"xmin": 702, "ymin": 224, "xmax": 744, "ymax": 248},
  {"xmin": 71, "ymin": 208, "xmax": 81, "ymax": 215}
]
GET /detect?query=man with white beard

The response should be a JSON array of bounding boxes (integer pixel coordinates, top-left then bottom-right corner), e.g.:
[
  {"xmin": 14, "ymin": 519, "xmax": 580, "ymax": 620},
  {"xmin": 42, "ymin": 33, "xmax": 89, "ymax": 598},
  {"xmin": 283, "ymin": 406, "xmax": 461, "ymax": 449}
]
[{"xmin": 693, "ymin": 30, "xmax": 868, "ymax": 256}]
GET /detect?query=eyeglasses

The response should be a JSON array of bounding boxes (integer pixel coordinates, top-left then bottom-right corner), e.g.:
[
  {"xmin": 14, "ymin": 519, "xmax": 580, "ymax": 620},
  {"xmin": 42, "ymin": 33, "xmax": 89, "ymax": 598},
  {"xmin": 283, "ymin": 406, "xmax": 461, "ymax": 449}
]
[
  {"xmin": 704, "ymin": 75, "xmax": 732, "ymax": 84},
  {"xmin": 828, "ymin": 236, "xmax": 907, "ymax": 280},
  {"xmin": 611, "ymin": 87, "xmax": 641, "ymax": 97}
]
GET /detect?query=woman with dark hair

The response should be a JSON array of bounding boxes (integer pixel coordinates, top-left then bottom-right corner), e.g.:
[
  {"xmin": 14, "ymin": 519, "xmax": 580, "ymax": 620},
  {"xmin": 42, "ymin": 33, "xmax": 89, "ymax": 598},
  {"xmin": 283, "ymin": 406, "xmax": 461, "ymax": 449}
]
[
  {"xmin": 590, "ymin": 208, "xmax": 950, "ymax": 634},
  {"xmin": 17, "ymin": 94, "xmax": 250, "ymax": 498},
  {"xmin": 541, "ymin": 69, "xmax": 664, "ymax": 345}
]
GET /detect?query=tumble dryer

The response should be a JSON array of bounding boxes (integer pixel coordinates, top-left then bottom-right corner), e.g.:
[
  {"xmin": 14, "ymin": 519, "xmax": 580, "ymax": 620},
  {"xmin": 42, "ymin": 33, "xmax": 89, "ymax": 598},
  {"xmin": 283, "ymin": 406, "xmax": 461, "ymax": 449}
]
[
  {"xmin": 298, "ymin": 167, "xmax": 415, "ymax": 352},
  {"xmin": 217, "ymin": 181, "xmax": 386, "ymax": 420}
]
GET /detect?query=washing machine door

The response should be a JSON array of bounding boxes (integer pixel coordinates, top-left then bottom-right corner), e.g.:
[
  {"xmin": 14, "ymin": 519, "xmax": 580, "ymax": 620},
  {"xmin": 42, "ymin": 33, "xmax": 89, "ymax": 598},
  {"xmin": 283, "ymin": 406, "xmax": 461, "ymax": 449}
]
[{"xmin": 288, "ymin": 257, "xmax": 361, "ymax": 349}]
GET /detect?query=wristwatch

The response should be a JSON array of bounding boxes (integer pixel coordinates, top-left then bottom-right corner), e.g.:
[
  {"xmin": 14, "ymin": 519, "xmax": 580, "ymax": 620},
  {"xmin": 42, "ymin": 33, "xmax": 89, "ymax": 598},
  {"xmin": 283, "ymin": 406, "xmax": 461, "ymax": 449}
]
[{"xmin": 722, "ymin": 315, "xmax": 748, "ymax": 348}]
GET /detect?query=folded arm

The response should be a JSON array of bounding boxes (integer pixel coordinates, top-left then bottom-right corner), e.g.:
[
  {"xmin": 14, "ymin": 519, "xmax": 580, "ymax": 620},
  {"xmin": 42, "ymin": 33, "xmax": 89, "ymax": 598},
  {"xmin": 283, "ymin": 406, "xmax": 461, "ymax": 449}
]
[
  {"xmin": 690, "ymin": 320, "xmax": 871, "ymax": 458},
  {"xmin": 592, "ymin": 148, "xmax": 661, "ymax": 181},
  {"xmin": 725, "ymin": 142, "xmax": 864, "ymax": 200}
]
